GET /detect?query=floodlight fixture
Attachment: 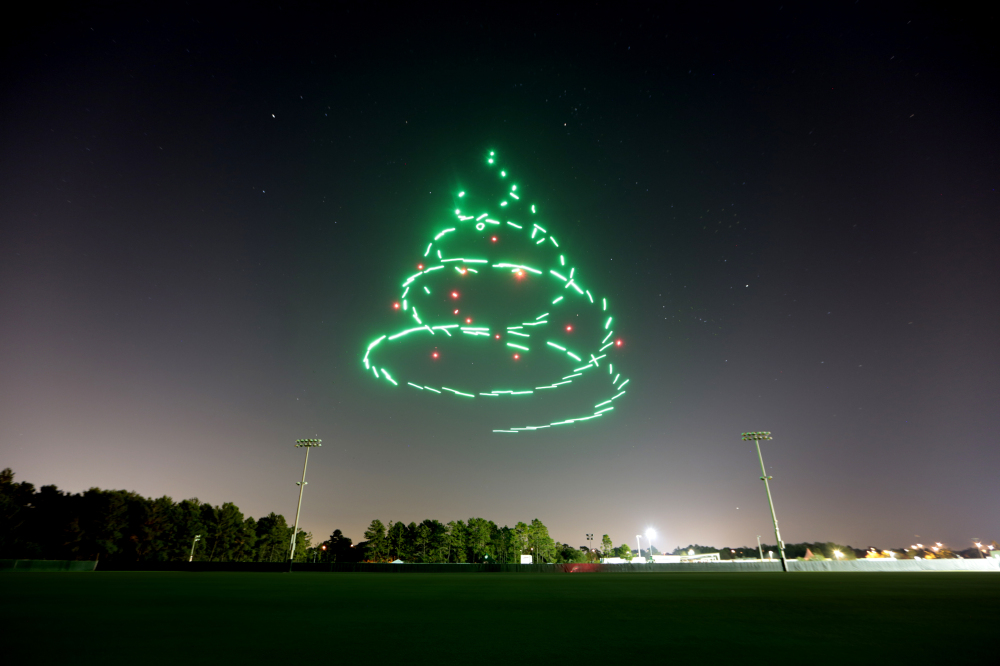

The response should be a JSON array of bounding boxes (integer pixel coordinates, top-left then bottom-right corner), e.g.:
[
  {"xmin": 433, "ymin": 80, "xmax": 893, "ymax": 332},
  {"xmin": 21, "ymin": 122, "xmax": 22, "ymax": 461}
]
[
  {"xmin": 742, "ymin": 430, "xmax": 787, "ymax": 571},
  {"xmin": 288, "ymin": 438, "xmax": 322, "ymax": 563}
]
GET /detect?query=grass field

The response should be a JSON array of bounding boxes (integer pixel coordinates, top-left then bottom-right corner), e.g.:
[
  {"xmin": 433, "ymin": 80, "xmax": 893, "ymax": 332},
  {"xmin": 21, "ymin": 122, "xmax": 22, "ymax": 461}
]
[{"xmin": 4, "ymin": 572, "xmax": 997, "ymax": 661}]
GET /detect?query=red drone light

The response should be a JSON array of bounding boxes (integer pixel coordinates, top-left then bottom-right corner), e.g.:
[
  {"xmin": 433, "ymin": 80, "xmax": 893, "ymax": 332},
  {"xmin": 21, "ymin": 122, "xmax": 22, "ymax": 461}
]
[
  {"xmin": 465, "ymin": 318, "xmax": 472, "ymax": 324},
  {"xmin": 495, "ymin": 334, "xmax": 501, "ymax": 339},
  {"xmin": 513, "ymin": 354, "xmax": 520, "ymax": 360},
  {"xmin": 431, "ymin": 351, "xmax": 439, "ymax": 359},
  {"xmin": 417, "ymin": 264, "xmax": 424, "ymax": 270},
  {"xmin": 616, "ymin": 339, "xmax": 623, "ymax": 346},
  {"xmin": 453, "ymin": 309, "xmax": 459, "ymax": 315},
  {"xmin": 393, "ymin": 302, "xmax": 400, "ymax": 309},
  {"xmin": 515, "ymin": 270, "xmax": 524, "ymax": 279},
  {"xmin": 451, "ymin": 291, "xmax": 459, "ymax": 299},
  {"xmin": 565, "ymin": 325, "xmax": 573, "ymax": 332},
  {"xmin": 491, "ymin": 236, "xmax": 498, "ymax": 242}
]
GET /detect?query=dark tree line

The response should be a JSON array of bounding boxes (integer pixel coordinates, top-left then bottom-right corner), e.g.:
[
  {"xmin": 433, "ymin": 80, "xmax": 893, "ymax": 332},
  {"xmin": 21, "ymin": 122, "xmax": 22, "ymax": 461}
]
[
  {"xmin": 10, "ymin": 468, "xmax": 931, "ymax": 564},
  {"xmin": 0, "ymin": 468, "xmax": 310, "ymax": 562},
  {"xmin": 346, "ymin": 517, "xmax": 557, "ymax": 564},
  {"xmin": 318, "ymin": 517, "xmax": 629, "ymax": 564}
]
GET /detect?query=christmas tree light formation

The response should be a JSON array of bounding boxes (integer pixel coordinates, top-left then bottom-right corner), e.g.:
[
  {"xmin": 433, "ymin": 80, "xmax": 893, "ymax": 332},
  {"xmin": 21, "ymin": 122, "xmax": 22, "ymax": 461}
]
[{"xmin": 361, "ymin": 151, "xmax": 628, "ymax": 432}]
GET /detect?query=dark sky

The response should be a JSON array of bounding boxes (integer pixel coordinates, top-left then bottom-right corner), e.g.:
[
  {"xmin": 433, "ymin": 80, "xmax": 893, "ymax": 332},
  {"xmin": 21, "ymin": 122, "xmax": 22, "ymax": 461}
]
[{"xmin": 2, "ymin": 2, "xmax": 997, "ymax": 553}]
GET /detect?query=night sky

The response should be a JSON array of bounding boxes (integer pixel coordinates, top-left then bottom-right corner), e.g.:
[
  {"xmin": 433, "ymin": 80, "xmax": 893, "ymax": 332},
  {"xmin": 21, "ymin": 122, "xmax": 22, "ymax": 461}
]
[{"xmin": 3, "ymin": 3, "xmax": 997, "ymax": 553}]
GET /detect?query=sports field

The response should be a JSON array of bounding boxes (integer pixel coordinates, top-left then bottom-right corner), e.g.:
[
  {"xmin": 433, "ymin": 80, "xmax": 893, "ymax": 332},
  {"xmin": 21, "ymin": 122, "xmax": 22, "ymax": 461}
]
[{"xmin": 4, "ymin": 572, "xmax": 997, "ymax": 660}]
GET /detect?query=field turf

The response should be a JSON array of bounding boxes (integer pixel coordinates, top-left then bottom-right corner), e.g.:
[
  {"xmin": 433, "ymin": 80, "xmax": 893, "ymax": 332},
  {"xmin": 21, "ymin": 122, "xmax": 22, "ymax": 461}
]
[{"xmin": 4, "ymin": 572, "xmax": 997, "ymax": 660}]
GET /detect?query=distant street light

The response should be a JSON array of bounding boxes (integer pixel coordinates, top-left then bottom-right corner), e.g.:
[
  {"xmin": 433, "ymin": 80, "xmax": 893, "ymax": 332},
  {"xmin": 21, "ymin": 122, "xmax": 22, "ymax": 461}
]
[
  {"xmin": 834, "ymin": 550, "xmax": 843, "ymax": 560},
  {"xmin": 973, "ymin": 539, "xmax": 985, "ymax": 559},
  {"xmin": 288, "ymin": 438, "xmax": 322, "ymax": 562},
  {"xmin": 636, "ymin": 535, "xmax": 642, "ymax": 561},
  {"xmin": 742, "ymin": 431, "xmax": 788, "ymax": 572},
  {"xmin": 645, "ymin": 528, "xmax": 656, "ymax": 562},
  {"xmin": 188, "ymin": 534, "xmax": 201, "ymax": 562}
]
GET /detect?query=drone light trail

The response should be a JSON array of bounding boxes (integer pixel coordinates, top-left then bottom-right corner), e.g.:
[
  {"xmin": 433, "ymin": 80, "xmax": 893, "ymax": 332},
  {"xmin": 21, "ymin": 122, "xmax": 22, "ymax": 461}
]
[{"xmin": 360, "ymin": 150, "xmax": 628, "ymax": 432}]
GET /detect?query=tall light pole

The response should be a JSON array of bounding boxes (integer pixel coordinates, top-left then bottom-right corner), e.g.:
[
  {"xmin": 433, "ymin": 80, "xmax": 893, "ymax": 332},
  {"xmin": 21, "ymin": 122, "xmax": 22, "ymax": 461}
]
[
  {"xmin": 756, "ymin": 535, "xmax": 764, "ymax": 561},
  {"xmin": 636, "ymin": 535, "xmax": 642, "ymax": 561},
  {"xmin": 288, "ymin": 438, "xmax": 322, "ymax": 562},
  {"xmin": 188, "ymin": 534, "xmax": 201, "ymax": 562},
  {"xmin": 645, "ymin": 527, "xmax": 656, "ymax": 562},
  {"xmin": 586, "ymin": 533, "xmax": 594, "ymax": 561},
  {"xmin": 742, "ymin": 431, "xmax": 787, "ymax": 571}
]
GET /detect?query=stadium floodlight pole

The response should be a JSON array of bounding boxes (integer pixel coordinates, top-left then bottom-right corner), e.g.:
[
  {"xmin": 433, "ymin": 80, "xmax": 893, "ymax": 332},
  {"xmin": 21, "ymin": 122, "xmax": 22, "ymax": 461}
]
[
  {"xmin": 586, "ymin": 533, "xmax": 594, "ymax": 560},
  {"xmin": 188, "ymin": 534, "xmax": 201, "ymax": 562},
  {"xmin": 636, "ymin": 535, "xmax": 642, "ymax": 561},
  {"xmin": 973, "ymin": 538, "xmax": 985, "ymax": 558},
  {"xmin": 756, "ymin": 535, "xmax": 764, "ymax": 561},
  {"xmin": 645, "ymin": 527, "xmax": 656, "ymax": 562},
  {"xmin": 288, "ymin": 438, "xmax": 322, "ymax": 562},
  {"xmin": 742, "ymin": 431, "xmax": 787, "ymax": 572}
]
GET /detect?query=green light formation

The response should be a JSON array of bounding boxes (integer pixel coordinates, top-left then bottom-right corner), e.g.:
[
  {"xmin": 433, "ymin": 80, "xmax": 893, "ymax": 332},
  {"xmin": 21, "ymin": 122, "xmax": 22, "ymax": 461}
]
[{"xmin": 361, "ymin": 151, "xmax": 628, "ymax": 432}]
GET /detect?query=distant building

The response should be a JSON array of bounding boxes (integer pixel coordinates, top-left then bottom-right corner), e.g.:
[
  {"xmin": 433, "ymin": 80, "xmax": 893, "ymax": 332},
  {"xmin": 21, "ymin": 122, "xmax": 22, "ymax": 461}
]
[{"xmin": 601, "ymin": 553, "xmax": 722, "ymax": 564}]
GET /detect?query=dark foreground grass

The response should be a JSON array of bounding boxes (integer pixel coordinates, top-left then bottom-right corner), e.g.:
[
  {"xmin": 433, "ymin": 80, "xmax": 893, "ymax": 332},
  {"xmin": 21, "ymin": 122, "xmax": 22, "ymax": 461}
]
[{"xmin": 3, "ymin": 572, "xmax": 997, "ymax": 661}]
